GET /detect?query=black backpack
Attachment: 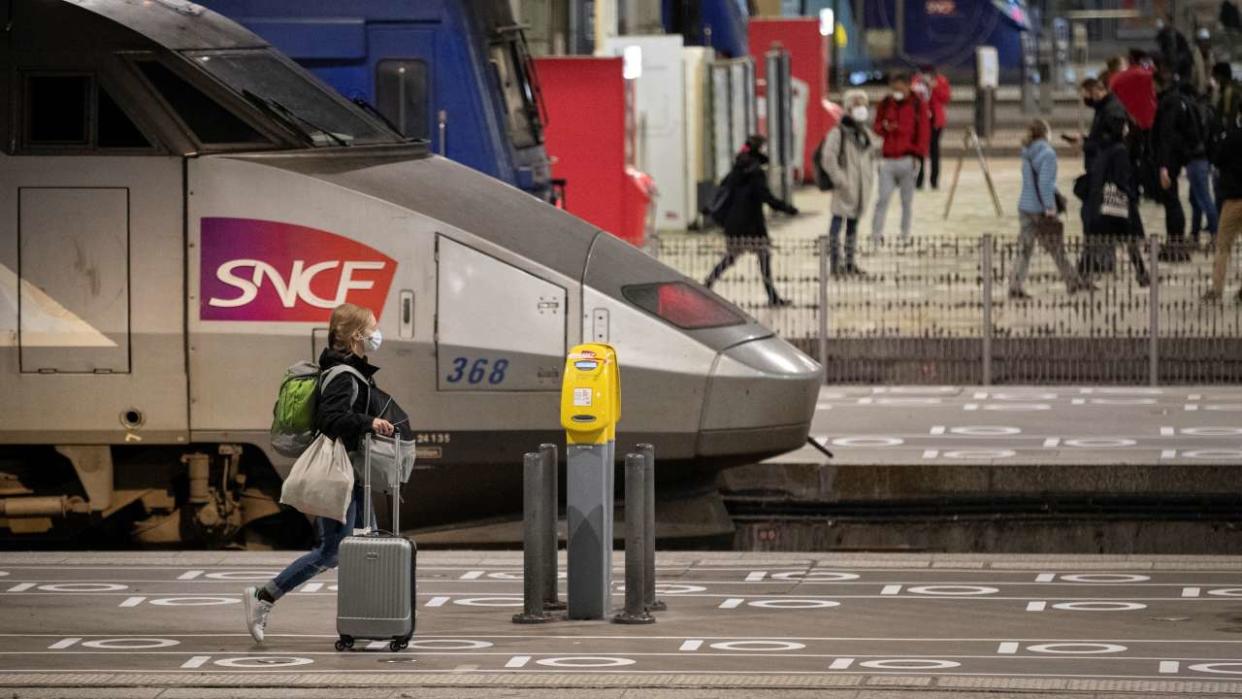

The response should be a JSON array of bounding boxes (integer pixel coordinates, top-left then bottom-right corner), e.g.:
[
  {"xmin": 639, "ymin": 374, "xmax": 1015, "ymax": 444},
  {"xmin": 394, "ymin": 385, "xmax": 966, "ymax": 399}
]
[
  {"xmin": 706, "ymin": 172, "xmax": 735, "ymax": 226},
  {"xmin": 813, "ymin": 128, "xmax": 848, "ymax": 191}
]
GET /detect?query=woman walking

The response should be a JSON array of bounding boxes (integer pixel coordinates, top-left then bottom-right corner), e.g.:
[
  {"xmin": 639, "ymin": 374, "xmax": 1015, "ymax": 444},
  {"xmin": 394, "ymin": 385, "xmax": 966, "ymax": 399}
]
[
  {"xmin": 244, "ymin": 302, "xmax": 396, "ymax": 643},
  {"xmin": 704, "ymin": 134, "xmax": 799, "ymax": 306},
  {"xmin": 1009, "ymin": 119, "xmax": 1087, "ymax": 299},
  {"xmin": 822, "ymin": 89, "xmax": 877, "ymax": 275}
]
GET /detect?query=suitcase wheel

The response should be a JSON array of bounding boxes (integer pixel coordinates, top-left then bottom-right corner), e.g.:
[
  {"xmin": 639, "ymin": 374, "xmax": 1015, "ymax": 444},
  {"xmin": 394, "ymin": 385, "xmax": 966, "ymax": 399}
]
[
  {"xmin": 389, "ymin": 639, "xmax": 407, "ymax": 652},
  {"xmin": 335, "ymin": 636, "xmax": 354, "ymax": 652}
]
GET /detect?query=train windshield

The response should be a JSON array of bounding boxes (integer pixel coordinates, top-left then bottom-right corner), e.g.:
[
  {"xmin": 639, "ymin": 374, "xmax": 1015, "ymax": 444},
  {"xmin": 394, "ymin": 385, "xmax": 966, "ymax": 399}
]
[
  {"xmin": 622, "ymin": 283, "xmax": 746, "ymax": 329},
  {"xmin": 183, "ymin": 49, "xmax": 401, "ymax": 146}
]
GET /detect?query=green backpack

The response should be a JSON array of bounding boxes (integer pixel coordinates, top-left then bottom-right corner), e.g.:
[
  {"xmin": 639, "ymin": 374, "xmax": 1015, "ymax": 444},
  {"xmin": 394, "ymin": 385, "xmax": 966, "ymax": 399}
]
[{"xmin": 270, "ymin": 361, "xmax": 368, "ymax": 458}]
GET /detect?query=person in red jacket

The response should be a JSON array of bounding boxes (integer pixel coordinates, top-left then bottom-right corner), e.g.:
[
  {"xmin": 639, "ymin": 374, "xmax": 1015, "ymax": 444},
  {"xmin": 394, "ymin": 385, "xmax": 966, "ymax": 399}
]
[
  {"xmin": 1111, "ymin": 50, "xmax": 1159, "ymax": 199},
  {"xmin": 914, "ymin": 64, "xmax": 951, "ymax": 189},
  {"xmin": 872, "ymin": 71, "xmax": 931, "ymax": 242}
]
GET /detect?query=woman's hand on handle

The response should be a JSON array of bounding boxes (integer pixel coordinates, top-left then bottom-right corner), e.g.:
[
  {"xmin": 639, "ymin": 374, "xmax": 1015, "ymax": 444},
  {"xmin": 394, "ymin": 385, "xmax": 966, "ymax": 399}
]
[{"xmin": 372, "ymin": 418, "xmax": 395, "ymax": 437}]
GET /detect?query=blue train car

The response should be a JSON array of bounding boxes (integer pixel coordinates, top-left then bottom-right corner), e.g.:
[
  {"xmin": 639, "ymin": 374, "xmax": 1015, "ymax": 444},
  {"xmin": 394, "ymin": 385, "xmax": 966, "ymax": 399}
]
[
  {"xmin": 199, "ymin": 0, "xmax": 553, "ymax": 199},
  {"xmin": 860, "ymin": 0, "xmax": 1029, "ymax": 78},
  {"xmin": 663, "ymin": 0, "xmax": 750, "ymax": 58}
]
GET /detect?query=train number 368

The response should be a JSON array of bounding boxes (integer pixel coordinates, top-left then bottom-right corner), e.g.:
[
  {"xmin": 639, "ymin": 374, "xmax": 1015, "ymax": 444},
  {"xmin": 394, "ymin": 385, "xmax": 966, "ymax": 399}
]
[{"xmin": 446, "ymin": 357, "xmax": 510, "ymax": 385}]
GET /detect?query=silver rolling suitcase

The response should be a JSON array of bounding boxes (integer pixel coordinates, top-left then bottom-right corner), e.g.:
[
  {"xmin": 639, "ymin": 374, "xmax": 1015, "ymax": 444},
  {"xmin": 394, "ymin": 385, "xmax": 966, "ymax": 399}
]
[{"xmin": 335, "ymin": 433, "xmax": 416, "ymax": 652}]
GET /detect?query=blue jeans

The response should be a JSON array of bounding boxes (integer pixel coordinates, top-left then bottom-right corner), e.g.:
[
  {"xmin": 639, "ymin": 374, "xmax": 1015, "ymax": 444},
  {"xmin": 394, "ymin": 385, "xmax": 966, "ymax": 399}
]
[
  {"xmin": 264, "ymin": 484, "xmax": 373, "ymax": 601},
  {"xmin": 1188, "ymin": 158, "xmax": 1218, "ymax": 238}
]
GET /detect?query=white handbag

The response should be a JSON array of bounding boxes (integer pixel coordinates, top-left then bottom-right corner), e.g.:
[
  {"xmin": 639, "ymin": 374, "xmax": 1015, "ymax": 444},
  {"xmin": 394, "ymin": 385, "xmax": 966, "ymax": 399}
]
[
  {"xmin": 1099, "ymin": 182, "xmax": 1130, "ymax": 219},
  {"xmin": 280, "ymin": 434, "xmax": 355, "ymax": 523}
]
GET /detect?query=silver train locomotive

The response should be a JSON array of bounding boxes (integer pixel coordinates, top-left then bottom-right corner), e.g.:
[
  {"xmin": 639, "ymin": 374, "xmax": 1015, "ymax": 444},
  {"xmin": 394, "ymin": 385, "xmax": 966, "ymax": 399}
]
[{"xmin": 0, "ymin": 0, "xmax": 822, "ymax": 546}]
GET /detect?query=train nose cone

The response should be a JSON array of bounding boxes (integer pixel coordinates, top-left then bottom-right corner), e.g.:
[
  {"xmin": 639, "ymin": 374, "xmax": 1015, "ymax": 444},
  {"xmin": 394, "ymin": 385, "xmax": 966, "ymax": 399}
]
[{"xmin": 697, "ymin": 336, "xmax": 824, "ymax": 461}]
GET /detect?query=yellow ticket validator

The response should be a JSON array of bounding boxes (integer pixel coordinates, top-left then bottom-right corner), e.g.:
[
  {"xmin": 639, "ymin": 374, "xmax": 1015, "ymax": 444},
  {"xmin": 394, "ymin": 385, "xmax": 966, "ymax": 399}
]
[{"xmin": 560, "ymin": 343, "xmax": 621, "ymax": 445}]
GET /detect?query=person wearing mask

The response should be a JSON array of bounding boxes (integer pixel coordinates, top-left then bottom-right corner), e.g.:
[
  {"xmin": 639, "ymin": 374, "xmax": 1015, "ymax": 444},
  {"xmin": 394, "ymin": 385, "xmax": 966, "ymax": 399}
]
[
  {"xmin": 1203, "ymin": 106, "xmax": 1242, "ymax": 302},
  {"xmin": 871, "ymin": 72, "xmax": 929, "ymax": 243},
  {"xmin": 244, "ymin": 302, "xmax": 396, "ymax": 643},
  {"xmin": 1111, "ymin": 50, "xmax": 1158, "ymax": 198},
  {"xmin": 704, "ymin": 134, "xmax": 798, "ymax": 306},
  {"xmin": 1010, "ymin": 120, "xmax": 1088, "ymax": 299},
  {"xmin": 822, "ymin": 90, "xmax": 877, "ymax": 276},
  {"xmin": 913, "ymin": 64, "xmax": 951, "ymax": 190},
  {"xmin": 1153, "ymin": 64, "xmax": 1208, "ymax": 261},
  {"xmin": 1067, "ymin": 77, "xmax": 1132, "ymax": 275}
]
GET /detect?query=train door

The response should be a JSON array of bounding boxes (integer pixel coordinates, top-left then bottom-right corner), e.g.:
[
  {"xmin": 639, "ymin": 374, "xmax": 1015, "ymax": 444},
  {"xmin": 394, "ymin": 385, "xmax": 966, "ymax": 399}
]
[
  {"xmin": 435, "ymin": 236, "xmax": 565, "ymax": 392},
  {"xmin": 0, "ymin": 72, "xmax": 187, "ymax": 443}
]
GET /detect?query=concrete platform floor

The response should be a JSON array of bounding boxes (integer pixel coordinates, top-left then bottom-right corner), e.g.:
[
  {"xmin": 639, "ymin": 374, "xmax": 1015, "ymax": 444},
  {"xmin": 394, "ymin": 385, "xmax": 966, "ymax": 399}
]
[
  {"xmin": 771, "ymin": 384, "xmax": 1242, "ymax": 467},
  {"xmin": 2, "ymin": 551, "xmax": 1242, "ymax": 697}
]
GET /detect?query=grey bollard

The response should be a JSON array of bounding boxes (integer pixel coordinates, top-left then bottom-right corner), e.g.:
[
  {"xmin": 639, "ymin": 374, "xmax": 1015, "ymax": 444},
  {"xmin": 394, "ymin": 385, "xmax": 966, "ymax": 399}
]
[
  {"xmin": 539, "ymin": 443, "xmax": 565, "ymax": 611},
  {"xmin": 612, "ymin": 454, "xmax": 654, "ymax": 624},
  {"xmin": 513, "ymin": 452, "xmax": 551, "ymax": 624},
  {"xmin": 636, "ymin": 443, "xmax": 664, "ymax": 612}
]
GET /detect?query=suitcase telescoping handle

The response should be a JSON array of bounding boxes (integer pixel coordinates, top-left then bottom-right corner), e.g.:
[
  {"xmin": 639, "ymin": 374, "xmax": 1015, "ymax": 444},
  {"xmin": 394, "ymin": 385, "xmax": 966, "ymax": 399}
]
[{"xmin": 362, "ymin": 432, "xmax": 401, "ymax": 534}]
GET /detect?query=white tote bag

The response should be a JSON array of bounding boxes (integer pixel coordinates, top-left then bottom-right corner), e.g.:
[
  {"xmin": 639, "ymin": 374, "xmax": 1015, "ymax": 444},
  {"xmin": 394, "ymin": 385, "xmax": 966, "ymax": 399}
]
[{"xmin": 280, "ymin": 434, "xmax": 355, "ymax": 523}]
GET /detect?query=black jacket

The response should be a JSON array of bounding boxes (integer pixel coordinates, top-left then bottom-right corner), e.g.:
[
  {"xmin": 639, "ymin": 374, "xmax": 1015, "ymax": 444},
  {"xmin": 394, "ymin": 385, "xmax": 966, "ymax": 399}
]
[
  {"xmin": 1085, "ymin": 93, "xmax": 1129, "ymax": 166},
  {"xmin": 316, "ymin": 347, "xmax": 382, "ymax": 453},
  {"xmin": 1156, "ymin": 26, "xmax": 1194, "ymax": 83},
  {"xmin": 721, "ymin": 152, "xmax": 796, "ymax": 238},
  {"xmin": 1217, "ymin": 121, "xmax": 1242, "ymax": 200},
  {"xmin": 1086, "ymin": 142, "xmax": 1144, "ymax": 238},
  {"xmin": 1154, "ymin": 84, "xmax": 1207, "ymax": 169}
]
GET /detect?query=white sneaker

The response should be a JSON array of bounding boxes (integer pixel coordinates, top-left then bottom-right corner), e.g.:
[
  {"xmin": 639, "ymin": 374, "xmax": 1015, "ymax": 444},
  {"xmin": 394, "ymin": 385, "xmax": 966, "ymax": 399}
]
[{"xmin": 243, "ymin": 586, "xmax": 273, "ymax": 643}]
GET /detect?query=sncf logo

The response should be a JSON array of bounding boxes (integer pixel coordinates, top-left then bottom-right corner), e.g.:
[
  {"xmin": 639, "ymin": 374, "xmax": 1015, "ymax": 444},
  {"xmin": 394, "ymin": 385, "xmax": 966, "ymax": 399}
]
[{"xmin": 200, "ymin": 217, "xmax": 397, "ymax": 322}]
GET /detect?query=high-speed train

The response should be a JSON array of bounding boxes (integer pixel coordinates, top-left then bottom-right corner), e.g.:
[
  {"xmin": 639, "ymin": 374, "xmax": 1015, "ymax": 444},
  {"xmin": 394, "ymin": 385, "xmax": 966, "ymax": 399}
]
[{"xmin": 0, "ymin": 0, "xmax": 823, "ymax": 547}]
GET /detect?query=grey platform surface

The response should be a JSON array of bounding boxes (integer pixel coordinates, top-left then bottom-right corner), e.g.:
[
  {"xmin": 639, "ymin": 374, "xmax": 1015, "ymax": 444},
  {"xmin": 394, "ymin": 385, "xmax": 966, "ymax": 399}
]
[
  {"xmin": 3, "ymin": 551, "xmax": 1242, "ymax": 697},
  {"xmin": 769, "ymin": 385, "xmax": 1242, "ymax": 466}
]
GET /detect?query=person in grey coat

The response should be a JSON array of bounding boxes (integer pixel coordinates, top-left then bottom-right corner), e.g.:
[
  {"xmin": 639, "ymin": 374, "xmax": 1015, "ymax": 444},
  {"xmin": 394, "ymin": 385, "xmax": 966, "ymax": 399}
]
[
  {"xmin": 1009, "ymin": 120, "xmax": 1088, "ymax": 299},
  {"xmin": 823, "ymin": 89, "xmax": 877, "ymax": 275}
]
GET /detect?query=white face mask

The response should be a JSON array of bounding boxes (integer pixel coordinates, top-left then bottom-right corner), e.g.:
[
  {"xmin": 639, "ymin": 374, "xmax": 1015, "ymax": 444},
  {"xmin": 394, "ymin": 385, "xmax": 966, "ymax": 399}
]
[
  {"xmin": 892, "ymin": 91, "xmax": 906, "ymax": 101},
  {"xmin": 850, "ymin": 106, "xmax": 869, "ymax": 122},
  {"xmin": 365, "ymin": 329, "xmax": 383, "ymax": 352}
]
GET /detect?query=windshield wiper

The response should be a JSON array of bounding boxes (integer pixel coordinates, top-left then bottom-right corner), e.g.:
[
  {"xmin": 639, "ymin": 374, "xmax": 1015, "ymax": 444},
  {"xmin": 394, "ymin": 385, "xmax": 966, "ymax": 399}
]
[
  {"xmin": 351, "ymin": 97, "xmax": 409, "ymax": 141},
  {"xmin": 242, "ymin": 90, "xmax": 351, "ymax": 147}
]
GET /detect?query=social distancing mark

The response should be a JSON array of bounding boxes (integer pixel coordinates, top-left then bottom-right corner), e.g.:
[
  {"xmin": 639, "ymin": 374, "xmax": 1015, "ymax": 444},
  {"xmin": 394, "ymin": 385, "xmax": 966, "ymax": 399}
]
[
  {"xmin": 1162, "ymin": 449, "xmax": 1242, "ymax": 459},
  {"xmin": 922, "ymin": 449, "xmax": 1016, "ymax": 460},
  {"xmin": 929, "ymin": 425, "xmax": 1022, "ymax": 436},
  {"xmin": 1026, "ymin": 600, "xmax": 1146, "ymax": 612},
  {"xmin": 964, "ymin": 403, "xmax": 1050, "ymax": 411},
  {"xmin": 450, "ymin": 596, "xmax": 523, "ymax": 607},
  {"xmin": 830, "ymin": 437, "xmax": 904, "ymax": 447},
  {"xmin": 1035, "ymin": 573, "xmax": 1151, "ymax": 583},
  {"xmin": 998, "ymin": 642, "xmax": 1127, "ymax": 655},
  {"xmin": 408, "ymin": 639, "xmax": 494, "ymax": 650},
  {"xmin": 211, "ymin": 656, "xmax": 314, "ymax": 669},
  {"xmin": 203, "ymin": 571, "xmax": 279, "ymax": 581},
  {"xmin": 119, "ymin": 596, "xmax": 239, "ymax": 607},
  {"xmin": 0, "ymin": 571, "xmax": 8, "ymax": 578},
  {"xmin": 829, "ymin": 658, "xmax": 960, "ymax": 671},
  {"xmin": 1163, "ymin": 426, "xmax": 1242, "ymax": 436},
  {"xmin": 766, "ymin": 571, "xmax": 859, "ymax": 582},
  {"xmin": 500, "ymin": 656, "xmax": 635, "ymax": 668},
  {"xmin": 1163, "ymin": 661, "xmax": 1242, "ymax": 675},
  {"xmin": 615, "ymin": 583, "xmax": 704, "ymax": 594},
  {"xmin": 471, "ymin": 571, "xmax": 566, "ymax": 581},
  {"xmin": 718, "ymin": 597, "xmax": 840, "ymax": 609},
  {"xmin": 79, "ymin": 638, "xmax": 180, "ymax": 650},
  {"xmin": 26, "ymin": 583, "xmax": 129, "ymax": 593}
]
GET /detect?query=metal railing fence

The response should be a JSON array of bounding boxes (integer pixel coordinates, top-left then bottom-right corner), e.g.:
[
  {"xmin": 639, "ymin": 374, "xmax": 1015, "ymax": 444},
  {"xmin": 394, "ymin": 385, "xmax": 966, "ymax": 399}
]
[{"xmin": 652, "ymin": 233, "xmax": 1242, "ymax": 384}]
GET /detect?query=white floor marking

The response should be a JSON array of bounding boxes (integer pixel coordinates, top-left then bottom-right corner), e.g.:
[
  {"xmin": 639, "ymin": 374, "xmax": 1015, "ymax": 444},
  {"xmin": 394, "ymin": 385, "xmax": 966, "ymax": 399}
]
[
  {"xmin": 828, "ymin": 657, "xmax": 855, "ymax": 669},
  {"xmin": 718, "ymin": 598, "xmax": 745, "ymax": 609},
  {"xmin": 504, "ymin": 655, "xmax": 531, "ymax": 668},
  {"xmin": 930, "ymin": 425, "xmax": 946, "ymax": 435},
  {"xmin": 118, "ymin": 596, "xmax": 146, "ymax": 607},
  {"xmin": 366, "ymin": 641, "xmax": 388, "ymax": 650},
  {"xmin": 880, "ymin": 585, "xmax": 902, "ymax": 595},
  {"xmin": 1182, "ymin": 588, "xmax": 1201, "ymax": 598},
  {"xmin": 1043, "ymin": 438, "xmax": 1061, "ymax": 448},
  {"xmin": 1034, "ymin": 574, "xmax": 1056, "ymax": 583},
  {"xmin": 679, "ymin": 640, "xmax": 703, "ymax": 651},
  {"xmin": 1160, "ymin": 660, "xmax": 1181, "ymax": 673},
  {"xmin": 426, "ymin": 596, "xmax": 450, "ymax": 607},
  {"xmin": 996, "ymin": 642, "xmax": 1019, "ymax": 654},
  {"xmin": 180, "ymin": 656, "xmax": 210, "ymax": 669},
  {"xmin": 1161, "ymin": 426, "xmax": 1175, "ymax": 436},
  {"xmin": 460, "ymin": 571, "xmax": 486, "ymax": 580},
  {"xmin": 177, "ymin": 571, "xmax": 204, "ymax": 580},
  {"xmin": 47, "ymin": 638, "xmax": 80, "ymax": 649},
  {"xmin": 1026, "ymin": 601, "xmax": 1047, "ymax": 612},
  {"xmin": 744, "ymin": 572, "xmax": 767, "ymax": 582},
  {"xmin": 922, "ymin": 450, "xmax": 939, "ymax": 459},
  {"xmin": 7, "ymin": 583, "xmax": 35, "ymax": 592},
  {"xmin": 300, "ymin": 582, "xmax": 323, "ymax": 593}
]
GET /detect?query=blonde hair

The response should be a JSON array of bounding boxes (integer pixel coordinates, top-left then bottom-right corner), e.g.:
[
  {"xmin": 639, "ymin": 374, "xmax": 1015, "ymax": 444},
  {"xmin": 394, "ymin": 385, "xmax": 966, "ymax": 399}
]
[
  {"xmin": 328, "ymin": 303, "xmax": 373, "ymax": 353},
  {"xmin": 843, "ymin": 89, "xmax": 869, "ymax": 108},
  {"xmin": 1023, "ymin": 119, "xmax": 1050, "ymax": 147}
]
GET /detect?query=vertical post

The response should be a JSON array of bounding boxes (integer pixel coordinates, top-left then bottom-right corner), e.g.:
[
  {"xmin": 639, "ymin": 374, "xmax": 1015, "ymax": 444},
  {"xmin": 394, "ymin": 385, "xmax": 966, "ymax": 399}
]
[
  {"xmin": 818, "ymin": 235, "xmax": 829, "ymax": 371},
  {"xmin": 981, "ymin": 233, "xmax": 994, "ymax": 385},
  {"xmin": 1149, "ymin": 237, "xmax": 1161, "ymax": 386},
  {"xmin": 437, "ymin": 110, "xmax": 447, "ymax": 156},
  {"xmin": 637, "ymin": 443, "xmax": 664, "ymax": 612},
  {"xmin": 539, "ymin": 443, "xmax": 564, "ymax": 611},
  {"xmin": 612, "ymin": 454, "xmax": 654, "ymax": 624},
  {"xmin": 513, "ymin": 452, "xmax": 550, "ymax": 624}
]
